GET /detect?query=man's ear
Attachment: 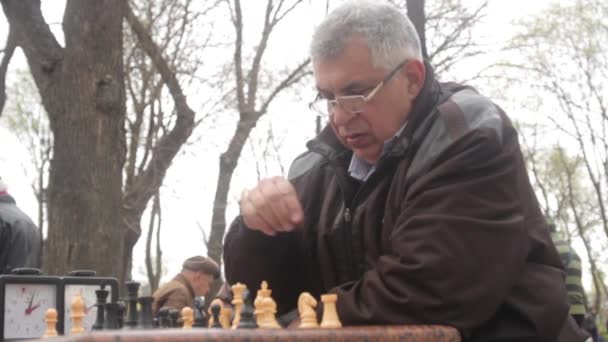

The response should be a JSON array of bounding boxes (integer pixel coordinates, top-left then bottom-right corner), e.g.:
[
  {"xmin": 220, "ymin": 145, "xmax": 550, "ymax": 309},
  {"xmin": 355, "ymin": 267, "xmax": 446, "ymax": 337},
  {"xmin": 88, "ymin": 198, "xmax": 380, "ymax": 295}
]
[{"xmin": 403, "ymin": 60, "xmax": 425, "ymax": 97}]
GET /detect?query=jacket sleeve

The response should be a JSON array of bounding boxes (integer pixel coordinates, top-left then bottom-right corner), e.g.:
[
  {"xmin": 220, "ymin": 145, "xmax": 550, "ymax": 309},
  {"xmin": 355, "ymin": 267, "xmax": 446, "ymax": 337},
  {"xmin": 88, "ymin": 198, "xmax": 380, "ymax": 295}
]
[
  {"xmin": 0, "ymin": 220, "xmax": 10, "ymax": 273},
  {"xmin": 6, "ymin": 219, "xmax": 41, "ymax": 270},
  {"xmin": 332, "ymin": 127, "xmax": 568, "ymax": 337},
  {"xmin": 157, "ymin": 288, "xmax": 190, "ymax": 313}
]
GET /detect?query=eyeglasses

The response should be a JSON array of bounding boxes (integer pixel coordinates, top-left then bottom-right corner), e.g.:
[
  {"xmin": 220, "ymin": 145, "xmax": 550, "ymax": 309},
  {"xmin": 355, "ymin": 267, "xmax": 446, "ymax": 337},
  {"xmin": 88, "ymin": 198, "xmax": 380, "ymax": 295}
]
[{"xmin": 309, "ymin": 59, "xmax": 408, "ymax": 117}]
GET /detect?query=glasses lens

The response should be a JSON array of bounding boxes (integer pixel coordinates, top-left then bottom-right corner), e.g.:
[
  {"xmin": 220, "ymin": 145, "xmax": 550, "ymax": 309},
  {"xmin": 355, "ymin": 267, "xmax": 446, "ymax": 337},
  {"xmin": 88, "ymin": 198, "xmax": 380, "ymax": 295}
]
[
  {"xmin": 309, "ymin": 96, "xmax": 365, "ymax": 116},
  {"xmin": 337, "ymin": 96, "xmax": 365, "ymax": 114},
  {"xmin": 310, "ymin": 99, "xmax": 330, "ymax": 116}
]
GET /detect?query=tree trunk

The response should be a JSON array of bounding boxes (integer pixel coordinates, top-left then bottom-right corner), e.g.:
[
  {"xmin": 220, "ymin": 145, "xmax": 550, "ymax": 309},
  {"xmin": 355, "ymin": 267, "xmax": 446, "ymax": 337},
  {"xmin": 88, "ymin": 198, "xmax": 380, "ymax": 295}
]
[
  {"xmin": 406, "ymin": 0, "xmax": 428, "ymax": 60},
  {"xmin": 145, "ymin": 191, "xmax": 162, "ymax": 293},
  {"xmin": 208, "ymin": 120, "xmax": 257, "ymax": 264},
  {"xmin": 43, "ymin": 1, "xmax": 126, "ymax": 279}
]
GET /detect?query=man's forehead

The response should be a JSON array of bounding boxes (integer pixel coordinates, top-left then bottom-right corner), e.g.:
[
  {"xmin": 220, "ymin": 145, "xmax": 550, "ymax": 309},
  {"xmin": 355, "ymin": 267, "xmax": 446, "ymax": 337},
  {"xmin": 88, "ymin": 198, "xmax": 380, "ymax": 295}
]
[{"xmin": 313, "ymin": 58, "xmax": 383, "ymax": 94}]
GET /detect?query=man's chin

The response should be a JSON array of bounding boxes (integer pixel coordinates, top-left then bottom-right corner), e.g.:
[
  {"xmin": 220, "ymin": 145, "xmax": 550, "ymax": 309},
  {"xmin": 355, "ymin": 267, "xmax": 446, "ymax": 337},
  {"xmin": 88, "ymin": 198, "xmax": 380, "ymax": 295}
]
[{"xmin": 352, "ymin": 148, "xmax": 380, "ymax": 164}]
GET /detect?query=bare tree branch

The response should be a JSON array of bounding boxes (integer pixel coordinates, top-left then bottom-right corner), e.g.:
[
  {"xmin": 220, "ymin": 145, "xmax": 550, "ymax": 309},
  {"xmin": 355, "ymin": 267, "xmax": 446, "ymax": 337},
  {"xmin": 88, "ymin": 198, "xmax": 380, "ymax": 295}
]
[
  {"xmin": 1, "ymin": 0, "xmax": 63, "ymax": 114},
  {"xmin": 123, "ymin": 2, "xmax": 196, "ymax": 242},
  {"xmin": 0, "ymin": 25, "xmax": 16, "ymax": 116},
  {"xmin": 259, "ymin": 58, "xmax": 311, "ymax": 114}
]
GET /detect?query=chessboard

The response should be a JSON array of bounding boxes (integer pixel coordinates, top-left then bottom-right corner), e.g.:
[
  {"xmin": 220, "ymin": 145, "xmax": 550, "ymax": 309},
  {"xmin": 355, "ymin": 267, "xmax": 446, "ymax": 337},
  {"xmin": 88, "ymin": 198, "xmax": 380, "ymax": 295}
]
[{"xmin": 22, "ymin": 280, "xmax": 461, "ymax": 341}]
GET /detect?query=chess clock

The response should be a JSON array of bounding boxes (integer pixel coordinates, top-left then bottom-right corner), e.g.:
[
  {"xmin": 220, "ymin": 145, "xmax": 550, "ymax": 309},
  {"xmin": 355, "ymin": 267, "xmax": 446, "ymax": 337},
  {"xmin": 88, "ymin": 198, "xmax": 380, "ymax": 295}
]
[
  {"xmin": 0, "ymin": 268, "xmax": 63, "ymax": 340},
  {"xmin": 61, "ymin": 270, "xmax": 118, "ymax": 334}
]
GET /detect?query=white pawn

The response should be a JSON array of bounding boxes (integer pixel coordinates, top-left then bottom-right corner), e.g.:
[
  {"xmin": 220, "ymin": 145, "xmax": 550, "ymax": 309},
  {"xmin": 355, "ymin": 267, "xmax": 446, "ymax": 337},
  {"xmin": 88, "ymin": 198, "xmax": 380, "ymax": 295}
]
[
  {"xmin": 43, "ymin": 308, "xmax": 58, "ymax": 337},
  {"xmin": 181, "ymin": 306, "xmax": 194, "ymax": 329}
]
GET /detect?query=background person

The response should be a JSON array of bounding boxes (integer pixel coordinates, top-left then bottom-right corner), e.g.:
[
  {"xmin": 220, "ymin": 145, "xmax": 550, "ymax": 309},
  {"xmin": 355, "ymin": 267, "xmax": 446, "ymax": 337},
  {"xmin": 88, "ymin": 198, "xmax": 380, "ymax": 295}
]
[
  {"xmin": 152, "ymin": 255, "xmax": 220, "ymax": 316},
  {"xmin": 0, "ymin": 177, "xmax": 42, "ymax": 273},
  {"xmin": 549, "ymin": 223, "xmax": 587, "ymax": 327}
]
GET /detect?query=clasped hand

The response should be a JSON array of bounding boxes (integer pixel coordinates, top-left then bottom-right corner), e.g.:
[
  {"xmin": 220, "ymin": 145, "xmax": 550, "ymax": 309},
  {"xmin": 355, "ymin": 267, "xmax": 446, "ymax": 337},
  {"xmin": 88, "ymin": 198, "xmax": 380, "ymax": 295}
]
[{"xmin": 240, "ymin": 176, "xmax": 304, "ymax": 236}]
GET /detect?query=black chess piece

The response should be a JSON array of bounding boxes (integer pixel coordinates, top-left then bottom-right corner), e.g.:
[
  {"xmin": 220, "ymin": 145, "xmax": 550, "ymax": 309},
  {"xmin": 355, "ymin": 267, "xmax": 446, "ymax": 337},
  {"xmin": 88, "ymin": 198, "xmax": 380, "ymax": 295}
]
[
  {"xmin": 125, "ymin": 281, "xmax": 140, "ymax": 329},
  {"xmin": 104, "ymin": 303, "xmax": 120, "ymax": 330},
  {"xmin": 92, "ymin": 284, "xmax": 109, "ymax": 331},
  {"xmin": 169, "ymin": 309, "xmax": 179, "ymax": 328},
  {"xmin": 158, "ymin": 307, "xmax": 171, "ymax": 329},
  {"xmin": 193, "ymin": 297, "xmax": 207, "ymax": 328},
  {"xmin": 138, "ymin": 296, "xmax": 154, "ymax": 329},
  {"xmin": 236, "ymin": 289, "xmax": 257, "ymax": 329},
  {"xmin": 210, "ymin": 304, "xmax": 222, "ymax": 328},
  {"xmin": 117, "ymin": 300, "xmax": 126, "ymax": 329}
]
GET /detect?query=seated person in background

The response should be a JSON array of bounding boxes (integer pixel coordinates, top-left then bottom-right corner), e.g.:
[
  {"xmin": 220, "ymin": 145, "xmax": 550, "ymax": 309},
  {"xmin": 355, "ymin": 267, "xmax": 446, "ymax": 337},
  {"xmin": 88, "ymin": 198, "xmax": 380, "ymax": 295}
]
[
  {"xmin": 220, "ymin": 0, "xmax": 588, "ymax": 341},
  {"xmin": 152, "ymin": 255, "xmax": 220, "ymax": 316},
  {"xmin": 0, "ymin": 177, "xmax": 42, "ymax": 273},
  {"xmin": 548, "ymin": 223, "xmax": 587, "ymax": 327}
]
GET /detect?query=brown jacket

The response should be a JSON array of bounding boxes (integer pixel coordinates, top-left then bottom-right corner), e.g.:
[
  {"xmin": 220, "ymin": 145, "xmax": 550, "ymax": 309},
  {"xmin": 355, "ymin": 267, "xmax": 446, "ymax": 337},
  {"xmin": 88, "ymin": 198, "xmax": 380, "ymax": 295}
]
[
  {"xmin": 224, "ymin": 66, "xmax": 584, "ymax": 341},
  {"xmin": 152, "ymin": 274, "xmax": 196, "ymax": 316}
]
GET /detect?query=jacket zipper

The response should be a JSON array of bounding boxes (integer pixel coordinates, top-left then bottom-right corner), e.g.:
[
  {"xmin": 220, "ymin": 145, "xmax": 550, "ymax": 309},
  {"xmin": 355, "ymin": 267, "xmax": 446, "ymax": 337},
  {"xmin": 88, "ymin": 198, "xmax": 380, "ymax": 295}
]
[{"xmin": 344, "ymin": 208, "xmax": 352, "ymax": 222}]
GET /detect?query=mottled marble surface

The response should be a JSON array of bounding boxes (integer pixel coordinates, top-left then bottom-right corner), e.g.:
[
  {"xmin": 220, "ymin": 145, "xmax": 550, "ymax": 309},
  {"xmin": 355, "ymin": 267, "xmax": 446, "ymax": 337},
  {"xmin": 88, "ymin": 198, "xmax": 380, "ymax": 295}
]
[{"xmin": 35, "ymin": 325, "xmax": 460, "ymax": 341}]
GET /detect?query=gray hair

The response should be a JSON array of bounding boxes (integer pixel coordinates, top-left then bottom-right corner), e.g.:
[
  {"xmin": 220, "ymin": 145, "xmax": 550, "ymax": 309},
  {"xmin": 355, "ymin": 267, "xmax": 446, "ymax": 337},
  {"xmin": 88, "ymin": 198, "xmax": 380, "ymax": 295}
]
[{"xmin": 310, "ymin": 0, "xmax": 422, "ymax": 69}]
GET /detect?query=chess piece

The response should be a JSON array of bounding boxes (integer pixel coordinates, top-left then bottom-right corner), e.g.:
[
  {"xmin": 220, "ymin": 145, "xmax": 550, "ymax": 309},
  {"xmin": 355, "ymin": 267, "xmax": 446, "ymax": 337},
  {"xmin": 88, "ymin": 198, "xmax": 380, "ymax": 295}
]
[
  {"xmin": 219, "ymin": 306, "xmax": 232, "ymax": 328},
  {"xmin": 181, "ymin": 306, "xmax": 194, "ymax": 329},
  {"xmin": 169, "ymin": 309, "xmax": 179, "ymax": 328},
  {"xmin": 158, "ymin": 307, "xmax": 171, "ymax": 328},
  {"xmin": 92, "ymin": 284, "xmax": 109, "ymax": 331},
  {"xmin": 236, "ymin": 289, "xmax": 257, "ymax": 329},
  {"xmin": 231, "ymin": 282, "xmax": 246, "ymax": 329},
  {"xmin": 254, "ymin": 281, "xmax": 271, "ymax": 326},
  {"xmin": 125, "ymin": 281, "xmax": 140, "ymax": 329},
  {"xmin": 104, "ymin": 303, "xmax": 120, "ymax": 330},
  {"xmin": 43, "ymin": 308, "xmax": 58, "ymax": 337},
  {"xmin": 117, "ymin": 300, "xmax": 126, "ymax": 328},
  {"xmin": 138, "ymin": 296, "xmax": 154, "ymax": 329},
  {"xmin": 193, "ymin": 297, "xmax": 207, "ymax": 327},
  {"xmin": 298, "ymin": 292, "xmax": 319, "ymax": 328},
  {"xmin": 70, "ymin": 293, "xmax": 86, "ymax": 334},
  {"xmin": 320, "ymin": 294, "xmax": 342, "ymax": 328},
  {"xmin": 210, "ymin": 303, "xmax": 222, "ymax": 328},
  {"xmin": 258, "ymin": 296, "xmax": 280, "ymax": 329}
]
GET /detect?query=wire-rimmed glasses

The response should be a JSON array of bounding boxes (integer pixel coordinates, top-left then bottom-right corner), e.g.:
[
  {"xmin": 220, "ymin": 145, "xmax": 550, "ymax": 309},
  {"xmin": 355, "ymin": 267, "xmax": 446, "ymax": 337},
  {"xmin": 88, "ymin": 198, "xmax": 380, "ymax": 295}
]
[{"xmin": 308, "ymin": 59, "xmax": 409, "ymax": 117}]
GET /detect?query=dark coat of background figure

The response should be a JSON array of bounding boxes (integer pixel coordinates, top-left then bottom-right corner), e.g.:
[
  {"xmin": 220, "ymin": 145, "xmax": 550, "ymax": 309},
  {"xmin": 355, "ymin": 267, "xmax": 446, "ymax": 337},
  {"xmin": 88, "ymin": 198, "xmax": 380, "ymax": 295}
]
[{"xmin": 0, "ymin": 178, "xmax": 41, "ymax": 274}]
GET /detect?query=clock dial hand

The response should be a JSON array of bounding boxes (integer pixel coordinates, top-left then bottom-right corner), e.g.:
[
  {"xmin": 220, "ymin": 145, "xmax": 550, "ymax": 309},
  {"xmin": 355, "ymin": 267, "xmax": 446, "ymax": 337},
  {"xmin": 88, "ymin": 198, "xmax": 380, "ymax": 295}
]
[
  {"xmin": 25, "ymin": 303, "xmax": 41, "ymax": 315},
  {"xmin": 24, "ymin": 292, "xmax": 35, "ymax": 315}
]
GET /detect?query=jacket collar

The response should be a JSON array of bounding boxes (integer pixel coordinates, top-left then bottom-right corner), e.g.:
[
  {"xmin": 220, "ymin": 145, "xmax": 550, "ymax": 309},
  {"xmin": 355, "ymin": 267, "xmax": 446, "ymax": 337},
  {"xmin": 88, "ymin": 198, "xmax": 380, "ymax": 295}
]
[
  {"xmin": 308, "ymin": 60, "xmax": 440, "ymax": 161},
  {"xmin": 174, "ymin": 273, "xmax": 196, "ymax": 299}
]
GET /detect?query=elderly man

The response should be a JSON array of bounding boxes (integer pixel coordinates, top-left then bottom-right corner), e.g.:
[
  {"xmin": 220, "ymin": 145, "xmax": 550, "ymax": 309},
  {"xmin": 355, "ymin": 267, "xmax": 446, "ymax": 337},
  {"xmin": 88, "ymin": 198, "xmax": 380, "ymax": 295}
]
[
  {"xmin": 222, "ymin": 1, "xmax": 587, "ymax": 341},
  {"xmin": 152, "ymin": 255, "xmax": 220, "ymax": 315},
  {"xmin": 0, "ymin": 177, "xmax": 41, "ymax": 273}
]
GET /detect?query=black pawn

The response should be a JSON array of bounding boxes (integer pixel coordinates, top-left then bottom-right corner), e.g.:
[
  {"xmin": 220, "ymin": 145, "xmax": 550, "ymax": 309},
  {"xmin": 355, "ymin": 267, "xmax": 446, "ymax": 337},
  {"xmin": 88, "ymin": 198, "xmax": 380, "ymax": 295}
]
[
  {"xmin": 210, "ymin": 304, "xmax": 222, "ymax": 328},
  {"xmin": 92, "ymin": 284, "xmax": 109, "ymax": 331},
  {"xmin": 236, "ymin": 289, "xmax": 257, "ymax": 329},
  {"xmin": 138, "ymin": 296, "xmax": 154, "ymax": 329},
  {"xmin": 117, "ymin": 300, "xmax": 126, "ymax": 329},
  {"xmin": 158, "ymin": 307, "xmax": 171, "ymax": 329},
  {"xmin": 125, "ymin": 282, "xmax": 140, "ymax": 329},
  {"xmin": 193, "ymin": 297, "xmax": 207, "ymax": 328},
  {"xmin": 169, "ymin": 309, "xmax": 179, "ymax": 328},
  {"xmin": 104, "ymin": 303, "xmax": 120, "ymax": 330}
]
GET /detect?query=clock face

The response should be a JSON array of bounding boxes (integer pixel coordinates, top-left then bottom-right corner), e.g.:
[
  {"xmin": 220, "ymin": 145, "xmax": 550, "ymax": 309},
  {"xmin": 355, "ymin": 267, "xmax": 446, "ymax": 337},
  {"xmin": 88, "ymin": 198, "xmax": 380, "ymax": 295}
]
[
  {"xmin": 64, "ymin": 284, "xmax": 111, "ymax": 333},
  {"xmin": 3, "ymin": 284, "xmax": 57, "ymax": 339}
]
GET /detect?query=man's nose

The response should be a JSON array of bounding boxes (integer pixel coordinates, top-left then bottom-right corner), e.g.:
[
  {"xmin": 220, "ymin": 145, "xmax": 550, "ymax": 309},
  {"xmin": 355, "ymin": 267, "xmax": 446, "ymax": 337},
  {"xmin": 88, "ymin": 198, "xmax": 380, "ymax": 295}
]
[{"xmin": 331, "ymin": 104, "xmax": 356, "ymax": 125}]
